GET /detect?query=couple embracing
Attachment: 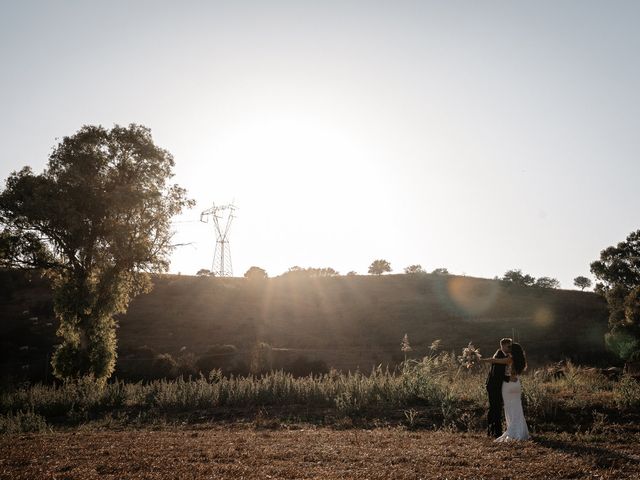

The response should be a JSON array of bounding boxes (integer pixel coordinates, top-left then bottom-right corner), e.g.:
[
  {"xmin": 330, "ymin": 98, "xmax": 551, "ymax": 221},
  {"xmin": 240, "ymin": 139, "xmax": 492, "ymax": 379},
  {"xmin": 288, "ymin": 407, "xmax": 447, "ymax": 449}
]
[{"xmin": 481, "ymin": 337, "xmax": 530, "ymax": 442}]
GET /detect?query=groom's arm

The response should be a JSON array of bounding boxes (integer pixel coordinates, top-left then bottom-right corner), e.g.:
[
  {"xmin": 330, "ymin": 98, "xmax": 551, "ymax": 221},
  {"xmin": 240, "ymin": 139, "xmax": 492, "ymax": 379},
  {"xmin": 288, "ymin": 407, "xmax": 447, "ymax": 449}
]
[
  {"xmin": 480, "ymin": 357, "xmax": 510, "ymax": 365},
  {"xmin": 480, "ymin": 349, "xmax": 509, "ymax": 364}
]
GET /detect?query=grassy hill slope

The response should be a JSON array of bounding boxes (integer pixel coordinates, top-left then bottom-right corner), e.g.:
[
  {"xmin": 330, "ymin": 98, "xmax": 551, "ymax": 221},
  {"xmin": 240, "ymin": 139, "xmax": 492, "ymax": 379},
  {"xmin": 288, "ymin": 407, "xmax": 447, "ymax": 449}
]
[{"xmin": 0, "ymin": 270, "xmax": 611, "ymax": 382}]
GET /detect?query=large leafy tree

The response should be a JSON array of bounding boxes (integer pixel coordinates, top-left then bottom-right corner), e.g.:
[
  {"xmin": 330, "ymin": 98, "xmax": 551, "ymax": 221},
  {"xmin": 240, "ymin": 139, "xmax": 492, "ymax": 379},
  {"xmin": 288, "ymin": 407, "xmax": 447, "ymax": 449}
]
[
  {"xmin": 590, "ymin": 229, "xmax": 640, "ymax": 360},
  {"xmin": 0, "ymin": 124, "xmax": 194, "ymax": 382}
]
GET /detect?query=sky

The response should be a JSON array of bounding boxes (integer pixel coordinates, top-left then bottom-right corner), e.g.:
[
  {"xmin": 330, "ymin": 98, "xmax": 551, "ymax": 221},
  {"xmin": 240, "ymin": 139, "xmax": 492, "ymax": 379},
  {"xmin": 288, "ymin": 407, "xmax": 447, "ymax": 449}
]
[{"xmin": 1, "ymin": 1, "xmax": 639, "ymax": 289}]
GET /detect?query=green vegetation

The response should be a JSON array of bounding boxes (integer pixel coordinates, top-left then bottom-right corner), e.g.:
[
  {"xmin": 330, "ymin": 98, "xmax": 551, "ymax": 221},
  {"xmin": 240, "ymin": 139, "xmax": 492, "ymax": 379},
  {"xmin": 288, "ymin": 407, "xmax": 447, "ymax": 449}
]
[
  {"xmin": 591, "ymin": 229, "xmax": 640, "ymax": 360},
  {"xmin": 0, "ymin": 125, "xmax": 193, "ymax": 383},
  {"xmin": 404, "ymin": 264, "xmax": 425, "ymax": 274},
  {"xmin": 1, "ymin": 356, "xmax": 638, "ymax": 434},
  {"xmin": 280, "ymin": 266, "xmax": 339, "ymax": 277},
  {"xmin": 368, "ymin": 259, "xmax": 391, "ymax": 275},
  {"xmin": 574, "ymin": 276, "xmax": 592, "ymax": 291},
  {"xmin": 502, "ymin": 269, "xmax": 560, "ymax": 289},
  {"xmin": 244, "ymin": 266, "xmax": 268, "ymax": 279},
  {"xmin": 535, "ymin": 277, "xmax": 561, "ymax": 289}
]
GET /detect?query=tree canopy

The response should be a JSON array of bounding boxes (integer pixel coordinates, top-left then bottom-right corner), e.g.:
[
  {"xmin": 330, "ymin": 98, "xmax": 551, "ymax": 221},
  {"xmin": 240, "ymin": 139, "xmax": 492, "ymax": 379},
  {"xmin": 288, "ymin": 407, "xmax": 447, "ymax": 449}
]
[
  {"xmin": 502, "ymin": 269, "xmax": 535, "ymax": 287},
  {"xmin": 534, "ymin": 277, "xmax": 560, "ymax": 289},
  {"xmin": 573, "ymin": 276, "xmax": 592, "ymax": 291},
  {"xmin": 244, "ymin": 266, "xmax": 268, "ymax": 279},
  {"xmin": 404, "ymin": 264, "xmax": 424, "ymax": 274},
  {"xmin": 0, "ymin": 124, "xmax": 194, "ymax": 381},
  {"xmin": 431, "ymin": 268, "xmax": 449, "ymax": 275},
  {"xmin": 590, "ymin": 229, "xmax": 640, "ymax": 360},
  {"xmin": 280, "ymin": 266, "xmax": 339, "ymax": 277},
  {"xmin": 368, "ymin": 259, "xmax": 391, "ymax": 275}
]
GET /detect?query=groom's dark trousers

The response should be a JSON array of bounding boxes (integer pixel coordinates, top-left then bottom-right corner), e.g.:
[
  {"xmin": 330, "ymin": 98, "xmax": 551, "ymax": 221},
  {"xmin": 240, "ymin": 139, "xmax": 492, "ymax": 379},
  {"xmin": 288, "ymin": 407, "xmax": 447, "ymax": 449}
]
[{"xmin": 486, "ymin": 349, "xmax": 508, "ymax": 437}]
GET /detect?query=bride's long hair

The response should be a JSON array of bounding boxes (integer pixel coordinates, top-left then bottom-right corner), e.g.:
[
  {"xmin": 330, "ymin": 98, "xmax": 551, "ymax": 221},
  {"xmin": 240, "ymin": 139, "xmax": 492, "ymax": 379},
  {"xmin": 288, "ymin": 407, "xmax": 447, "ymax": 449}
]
[{"xmin": 511, "ymin": 343, "xmax": 527, "ymax": 375}]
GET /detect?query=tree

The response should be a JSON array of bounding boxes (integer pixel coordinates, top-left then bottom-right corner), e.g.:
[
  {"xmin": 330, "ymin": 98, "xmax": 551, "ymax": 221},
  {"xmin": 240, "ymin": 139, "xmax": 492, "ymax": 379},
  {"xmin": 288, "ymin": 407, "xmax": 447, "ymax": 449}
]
[
  {"xmin": 0, "ymin": 124, "xmax": 194, "ymax": 382},
  {"xmin": 404, "ymin": 264, "xmax": 424, "ymax": 274},
  {"xmin": 502, "ymin": 269, "xmax": 535, "ymax": 287},
  {"xmin": 244, "ymin": 266, "xmax": 268, "ymax": 280},
  {"xmin": 590, "ymin": 229, "xmax": 640, "ymax": 360},
  {"xmin": 346, "ymin": 271, "xmax": 357, "ymax": 276},
  {"xmin": 280, "ymin": 266, "xmax": 339, "ymax": 277},
  {"xmin": 196, "ymin": 268, "xmax": 212, "ymax": 276},
  {"xmin": 368, "ymin": 259, "xmax": 391, "ymax": 275},
  {"xmin": 534, "ymin": 277, "xmax": 560, "ymax": 289},
  {"xmin": 431, "ymin": 268, "xmax": 449, "ymax": 275},
  {"xmin": 573, "ymin": 276, "xmax": 592, "ymax": 291}
]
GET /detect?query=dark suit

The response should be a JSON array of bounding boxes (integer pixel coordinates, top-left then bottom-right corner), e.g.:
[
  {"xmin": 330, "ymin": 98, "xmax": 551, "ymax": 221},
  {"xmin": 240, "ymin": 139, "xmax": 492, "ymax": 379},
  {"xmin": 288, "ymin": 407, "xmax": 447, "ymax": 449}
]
[{"xmin": 486, "ymin": 349, "xmax": 509, "ymax": 437}]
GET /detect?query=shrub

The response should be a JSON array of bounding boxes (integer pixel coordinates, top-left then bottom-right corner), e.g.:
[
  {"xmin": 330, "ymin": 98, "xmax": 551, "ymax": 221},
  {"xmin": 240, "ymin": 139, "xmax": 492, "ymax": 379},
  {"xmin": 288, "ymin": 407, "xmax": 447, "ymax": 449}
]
[
  {"xmin": 250, "ymin": 343, "xmax": 274, "ymax": 375},
  {"xmin": 0, "ymin": 409, "xmax": 49, "ymax": 434},
  {"xmin": 133, "ymin": 345, "xmax": 157, "ymax": 359},
  {"xmin": 150, "ymin": 354, "xmax": 178, "ymax": 379},
  {"xmin": 285, "ymin": 356, "xmax": 329, "ymax": 377},
  {"xmin": 206, "ymin": 344, "xmax": 238, "ymax": 356},
  {"xmin": 175, "ymin": 352, "xmax": 198, "ymax": 377},
  {"xmin": 196, "ymin": 353, "xmax": 237, "ymax": 374},
  {"xmin": 615, "ymin": 375, "xmax": 640, "ymax": 409}
]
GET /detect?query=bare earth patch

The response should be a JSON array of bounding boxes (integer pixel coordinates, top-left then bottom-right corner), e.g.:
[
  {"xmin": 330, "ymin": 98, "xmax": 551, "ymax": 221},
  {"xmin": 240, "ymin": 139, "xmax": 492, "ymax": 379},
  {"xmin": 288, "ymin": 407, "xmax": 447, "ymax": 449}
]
[{"xmin": 2, "ymin": 427, "xmax": 640, "ymax": 479}]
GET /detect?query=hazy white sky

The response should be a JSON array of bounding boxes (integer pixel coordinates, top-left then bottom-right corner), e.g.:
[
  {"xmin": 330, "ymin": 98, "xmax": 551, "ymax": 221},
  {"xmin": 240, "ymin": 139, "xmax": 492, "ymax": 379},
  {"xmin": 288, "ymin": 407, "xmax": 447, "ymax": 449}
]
[{"xmin": 1, "ymin": 1, "xmax": 639, "ymax": 288}]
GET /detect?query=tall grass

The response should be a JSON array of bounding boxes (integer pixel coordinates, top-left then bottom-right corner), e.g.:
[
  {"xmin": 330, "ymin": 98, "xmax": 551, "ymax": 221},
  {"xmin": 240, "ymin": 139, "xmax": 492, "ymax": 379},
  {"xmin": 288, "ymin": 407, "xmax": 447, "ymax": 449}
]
[{"xmin": 1, "ymin": 354, "xmax": 637, "ymax": 433}]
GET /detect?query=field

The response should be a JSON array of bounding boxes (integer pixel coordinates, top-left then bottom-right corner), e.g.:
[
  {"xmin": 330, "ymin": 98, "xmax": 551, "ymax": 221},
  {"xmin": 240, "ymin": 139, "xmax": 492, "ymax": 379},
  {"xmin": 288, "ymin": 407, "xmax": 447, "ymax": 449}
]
[
  {"xmin": 2, "ymin": 427, "xmax": 640, "ymax": 479},
  {"xmin": 0, "ymin": 270, "xmax": 613, "ymax": 384},
  {"xmin": 2, "ymin": 356, "xmax": 640, "ymax": 478},
  {"xmin": 2, "ymin": 271, "xmax": 636, "ymax": 478}
]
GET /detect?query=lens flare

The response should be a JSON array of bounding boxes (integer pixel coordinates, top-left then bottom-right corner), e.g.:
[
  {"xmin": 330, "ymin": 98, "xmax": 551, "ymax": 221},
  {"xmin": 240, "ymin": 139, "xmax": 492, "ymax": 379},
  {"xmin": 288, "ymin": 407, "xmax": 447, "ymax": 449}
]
[
  {"xmin": 533, "ymin": 306, "xmax": 554, "ymax": 328},
  {"xmin": 445, "ymin": 277, "xmax": 500, "ymax": 316}
]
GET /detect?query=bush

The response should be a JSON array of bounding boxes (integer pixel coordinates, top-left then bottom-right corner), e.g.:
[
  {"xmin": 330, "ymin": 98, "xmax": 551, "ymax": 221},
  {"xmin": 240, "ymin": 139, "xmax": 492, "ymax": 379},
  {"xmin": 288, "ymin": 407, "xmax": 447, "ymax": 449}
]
[
  {"xmin": 0, "ymin": 409, "xmax": 49, "ymax": 434},
  {"xmin": 196, "ymin": 347, "xmax": 239, "ymax": 374},
  {"xmin": 150, "ymin": 354, "xmax": 178, "ymax": 379},
  {"xmin": 175, "ymin": 353, "xmax": 198, "ymax": 377},
  {"xmin": 133, "ymin": 345, "xmax": 157, "ymax": 359},
  {"xmin": 205, "ymin": 344, "xmax": 238, "ymax": 356},
  {"xmin": 615, "ymin": 375, "xmax": 640, "ymax": 409},
  {"xmin": 250, "ymin": 343, "xmax": 274, "ymax": 375},
  {"xmin": 285, "ymin": 356, "xmax": 329, "ymax": 377}
]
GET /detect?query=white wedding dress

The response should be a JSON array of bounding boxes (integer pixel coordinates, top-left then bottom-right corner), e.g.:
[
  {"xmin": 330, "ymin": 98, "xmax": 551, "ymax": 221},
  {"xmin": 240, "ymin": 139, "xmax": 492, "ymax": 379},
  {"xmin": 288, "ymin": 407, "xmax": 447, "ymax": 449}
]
[{"xmin": 495, "ymin": 376, "xmax": 530, "ymax": 442}]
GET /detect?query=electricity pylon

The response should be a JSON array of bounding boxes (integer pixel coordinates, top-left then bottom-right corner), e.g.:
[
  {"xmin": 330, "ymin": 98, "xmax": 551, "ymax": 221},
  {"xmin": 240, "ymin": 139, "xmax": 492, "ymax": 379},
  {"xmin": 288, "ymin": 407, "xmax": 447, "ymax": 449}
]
[{"xmin": 200, "ymin": 203, "xmax": 236, "ymax": 277}]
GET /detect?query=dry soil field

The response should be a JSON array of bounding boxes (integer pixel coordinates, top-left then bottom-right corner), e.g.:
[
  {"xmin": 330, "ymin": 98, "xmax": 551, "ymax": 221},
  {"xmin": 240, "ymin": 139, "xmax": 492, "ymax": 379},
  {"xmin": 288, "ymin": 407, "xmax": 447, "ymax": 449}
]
[{"xmin": 2, "ymin": 426, "xmax": 640, "ymax": 479}]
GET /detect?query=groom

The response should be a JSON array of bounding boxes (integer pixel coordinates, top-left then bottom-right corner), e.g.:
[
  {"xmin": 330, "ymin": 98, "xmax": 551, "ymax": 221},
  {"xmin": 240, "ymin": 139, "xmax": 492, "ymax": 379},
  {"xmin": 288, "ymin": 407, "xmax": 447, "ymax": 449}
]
[{"xmin": 486, "ymin": 337, "xmax": 512, "ymax": 437}]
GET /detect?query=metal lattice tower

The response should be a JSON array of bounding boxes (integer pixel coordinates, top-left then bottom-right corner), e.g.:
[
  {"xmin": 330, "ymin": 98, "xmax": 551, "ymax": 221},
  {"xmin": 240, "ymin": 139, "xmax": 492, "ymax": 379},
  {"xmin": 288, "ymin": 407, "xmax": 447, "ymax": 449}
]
[{"xmin": 200, "ymin": 203, "xmax": 237, "ymax": 277}]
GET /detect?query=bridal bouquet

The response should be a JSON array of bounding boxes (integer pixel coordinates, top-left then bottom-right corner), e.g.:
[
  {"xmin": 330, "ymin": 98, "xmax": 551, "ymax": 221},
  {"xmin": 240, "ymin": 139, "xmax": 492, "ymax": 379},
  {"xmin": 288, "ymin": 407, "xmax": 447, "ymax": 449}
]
[{"xmin": 458, "ymin": 342, "xmax": 482, "ymax": 369}]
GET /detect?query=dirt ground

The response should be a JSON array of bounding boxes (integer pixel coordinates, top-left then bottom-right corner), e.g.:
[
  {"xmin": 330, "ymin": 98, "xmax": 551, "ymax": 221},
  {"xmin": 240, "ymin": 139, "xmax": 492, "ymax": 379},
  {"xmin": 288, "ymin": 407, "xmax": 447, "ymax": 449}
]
[{"xmin": 2, "ymin": 426, "xmax": 639, "ymax": 479}]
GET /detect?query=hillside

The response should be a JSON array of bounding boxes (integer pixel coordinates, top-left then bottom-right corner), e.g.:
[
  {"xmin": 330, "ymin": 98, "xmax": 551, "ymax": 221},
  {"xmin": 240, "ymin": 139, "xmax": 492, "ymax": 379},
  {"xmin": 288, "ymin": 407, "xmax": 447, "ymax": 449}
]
[{"xmin": 0, "ymin": 270, "xmax": 611, "ymax": 382}]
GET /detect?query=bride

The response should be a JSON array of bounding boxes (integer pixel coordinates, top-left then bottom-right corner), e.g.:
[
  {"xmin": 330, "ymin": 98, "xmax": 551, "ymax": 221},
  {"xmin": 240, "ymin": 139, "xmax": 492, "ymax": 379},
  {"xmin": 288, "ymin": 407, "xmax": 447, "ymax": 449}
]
[{"xmin": 481, "ymin": 343, "xmax": 530, "ymax": 441}]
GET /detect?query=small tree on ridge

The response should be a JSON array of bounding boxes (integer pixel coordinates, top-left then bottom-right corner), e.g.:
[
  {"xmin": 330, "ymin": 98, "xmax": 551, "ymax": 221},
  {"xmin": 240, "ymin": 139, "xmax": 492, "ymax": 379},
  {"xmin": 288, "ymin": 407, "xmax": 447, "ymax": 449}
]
[
  {"xmin": 574, "ymin": 276, "xmax": 592, "ymax": 291},
  {"xmin": 368, "ymin": 259, "xmax": 391, "ymax": 275}
]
